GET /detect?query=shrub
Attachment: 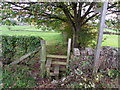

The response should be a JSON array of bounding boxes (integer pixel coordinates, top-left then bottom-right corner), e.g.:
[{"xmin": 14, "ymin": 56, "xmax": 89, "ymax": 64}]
[
  {"xmin": 78, "ymin": 25, "xmax": 97, "ymax": 48},
  {"xmin": 61, "ymin": 24, "xmax": 98, "ymax": 48},
  {"xmin": 1, "ymin": 35, "xmax": 43, "ymax": 64},
  {"xmin": 3, "ymin": 65, "xmax": 36, "ymax": 88}
]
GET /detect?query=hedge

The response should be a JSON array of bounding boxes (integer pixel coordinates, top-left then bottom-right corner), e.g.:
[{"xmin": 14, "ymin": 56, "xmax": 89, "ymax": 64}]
[{"xmin": 1, "ymin": 35, "xmax": 43, "ymax": 64}]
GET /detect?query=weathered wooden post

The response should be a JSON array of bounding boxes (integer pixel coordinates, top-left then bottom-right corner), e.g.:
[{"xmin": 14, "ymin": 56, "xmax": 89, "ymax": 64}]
[
  {"xmin": 93, "ymin": 2, "xmax": 108, "ymax": 74},
  {"xmin": 67, "ymin": 38, "xmax": 71, "ymax": 68},
  {"xmin": 40, "ymin": 40, "xmax": 46, "ymax": 78}
]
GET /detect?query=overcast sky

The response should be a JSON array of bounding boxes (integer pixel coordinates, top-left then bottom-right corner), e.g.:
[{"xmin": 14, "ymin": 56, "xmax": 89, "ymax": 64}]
[{"xmin": 2, "ymin": 1, "xmax": 117, "ymax": 20}]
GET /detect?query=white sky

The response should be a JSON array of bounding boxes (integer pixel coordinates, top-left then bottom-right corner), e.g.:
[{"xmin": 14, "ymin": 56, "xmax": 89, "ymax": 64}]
[{"xmin": 2, "ymin": 1, "xmax": 117, "ymax": 21}]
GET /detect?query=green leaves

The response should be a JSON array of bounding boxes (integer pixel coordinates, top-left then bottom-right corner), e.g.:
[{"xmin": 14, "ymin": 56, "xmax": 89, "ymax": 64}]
[
  {"xmin": 2, "ymin": 35, "xmax": 42, "ymax": 64},
  {"xmin": 3, "ymin": 65, "xmax": 36, "ymax": 88},
  {"xmin": 108, "ymin": 69, "xmax": 119, "ymax": 79}
]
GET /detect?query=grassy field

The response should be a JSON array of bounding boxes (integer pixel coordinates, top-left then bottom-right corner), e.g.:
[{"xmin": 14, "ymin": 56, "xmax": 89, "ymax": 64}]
[
  {"xmin": 0, "ymin": 25, "xmax": 63, "ymax": 45},
  {"xmin": 102, "ymin": 35, "xmax": 119, "ymax": 47},
  {"xmin": 0, "ymin": 25, "xmax": 31, "ymax": 30},
  {"xmin": 0, "ymin": 25, "xmax": 119, "ymax": 47},
  {"xmin": 1, "ymin": 31, "xmax": 63, "ymax": 45}
]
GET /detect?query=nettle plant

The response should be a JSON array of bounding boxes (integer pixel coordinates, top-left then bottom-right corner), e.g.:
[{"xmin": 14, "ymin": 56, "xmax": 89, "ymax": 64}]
[{"xmin": 2, "ymin": 35, "xmax": 42, "ymax": 64}]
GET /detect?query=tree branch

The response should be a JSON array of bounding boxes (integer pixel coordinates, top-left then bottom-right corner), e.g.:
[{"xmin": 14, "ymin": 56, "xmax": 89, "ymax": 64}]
[
  {"xmin": 41, "ymin": 13, "xmax": 67, "ymax": 22},
  {"xmin": 8, "ymin": 2, "xmax": 30, "ymax": 11},
  {"xmin": 107, "ymin": 2, "xmax": 118, "ymax": 9},
  {"xmin": 78, "ymin": 2, "xmax": 84, "ymax": 18},
  {"xmin": 82, "ymin": 2, "xmax": 95, "ymax": 20},
  {"xmin": 58, "ymin": 3, "xmax": 76, "ymax": 30},
  {"xmin": 82, "ymin": 13, "xmax": 98, "ymax": 26},
  {"xmin": 6, "ymin": 2, "xmax": 67, "ymax": 22},
  {"xmin": 71, "ymin": 2, "xmax": 77, "ymax": 20}
]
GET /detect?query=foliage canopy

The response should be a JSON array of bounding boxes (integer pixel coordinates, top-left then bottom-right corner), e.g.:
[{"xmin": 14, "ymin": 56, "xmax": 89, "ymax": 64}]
[{"xmin": 1, "ymin": 2, "xmax": 119, "ymax": 48}]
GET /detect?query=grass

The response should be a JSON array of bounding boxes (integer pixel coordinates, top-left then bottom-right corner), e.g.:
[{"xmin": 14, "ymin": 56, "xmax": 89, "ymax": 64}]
[
  {"xmin": 104, "ymin": 28, "xmax": 119, "ymax": 33},
  {"xmin": 0, "ymin": 25, "xmax": 119, "ymax": 47},
  {"xmin": 0, "ymin": 30, "xmax": 63, "ymax": 45},
  {"xmin": 3, "ymin": 65, "xmax": 36, "ymax": 88},
  {"xmin": 102, "ymin": 35, "xmax": 119, "ymax": 47},
  {"xmin": 0, "ymin": 25, "xmax": 32, "ymax": 30}
]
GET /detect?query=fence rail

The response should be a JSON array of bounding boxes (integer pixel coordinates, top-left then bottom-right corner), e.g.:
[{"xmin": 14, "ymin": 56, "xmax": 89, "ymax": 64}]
[{"xmin": 10, "ymin": 47, "xmax": 41, "ymax": 65}]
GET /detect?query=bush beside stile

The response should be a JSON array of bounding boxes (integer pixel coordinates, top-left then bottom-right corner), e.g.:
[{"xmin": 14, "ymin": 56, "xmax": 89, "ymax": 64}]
[{"xmin": 1, "ymin": 35, "xmax": 43, "ymax": 64}]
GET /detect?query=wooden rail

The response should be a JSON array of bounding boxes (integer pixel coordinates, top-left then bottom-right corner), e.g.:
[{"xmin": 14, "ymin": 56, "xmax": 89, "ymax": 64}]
[
  {"xmin": 52, "ymin": 61, "xmax": 67, "ymax": 65},
  {"xmin": 47, "ymin": 54, "xmax": 67, "ymax": 59},
  {"xmin": 10, "ymin": 47, "xmax": 41, "ymax": 65}
]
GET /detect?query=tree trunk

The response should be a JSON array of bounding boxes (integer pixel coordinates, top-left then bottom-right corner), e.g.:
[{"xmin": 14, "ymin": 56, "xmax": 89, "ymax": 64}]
[
  {"xmin": 74, "ymin": 32, "xmax": 79, "ymax": 48},
  {"xmin": 72, "ymin": 26, "xmax": 80, "ymax": 49}
]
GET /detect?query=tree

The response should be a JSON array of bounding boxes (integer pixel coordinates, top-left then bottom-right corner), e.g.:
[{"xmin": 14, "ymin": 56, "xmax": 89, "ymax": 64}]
[{"xmin": 1, "ymin": 2, "xmax": 119, "ymax": 49}]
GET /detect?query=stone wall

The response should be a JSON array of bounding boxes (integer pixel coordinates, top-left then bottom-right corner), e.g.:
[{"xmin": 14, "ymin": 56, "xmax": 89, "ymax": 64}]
[
  {"xmin": 73, "ymin": 46, "xmax": 119, "ymax": 57},
  {"xmin": 72, "ymin": 46, "xmax": 119, "ymax": 71}
]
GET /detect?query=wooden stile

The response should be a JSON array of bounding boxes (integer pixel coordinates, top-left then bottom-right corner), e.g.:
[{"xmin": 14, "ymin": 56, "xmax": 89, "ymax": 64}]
[
  {"xmin": 46, "ymin": 58, "xmax": 52, "ymax": 77},
  {"xmin": 45, "ymin": 38, "xmax": 72, "ymax": 79}
]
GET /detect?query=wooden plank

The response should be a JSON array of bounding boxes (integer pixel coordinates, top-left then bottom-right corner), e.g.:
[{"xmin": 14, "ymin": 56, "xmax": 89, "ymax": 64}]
[
  {"xmin": 54, "ymin": 65, "xmax": 59, "ymax": 75},
  {"xmin": 10, "ymin": 47, "xmax": 41, "ymax": 65},
  {"xmin": 67, "ymin": 38, "xmax": 71, "ymax": 67},
  {"xmin": 40, "ymin": 40, "xmax": 46, "ymax": 78},
  {"xmin": 47, "ymin": 54, "xmax": 67, "ymax": 59},
  {"xmin": 46, "ymin": 58, "xmax": 52, "ymax": 68},
  {"xmin": 46, "ymin": 58, "xmax": 52, "ymax": 77},
  {"xmin": 52, "ymin": 61, "xmax": 67, "ymax": 65},
  {"xmin": 51, "ymin": 67, "xmax": 66, "ymax": 71}
]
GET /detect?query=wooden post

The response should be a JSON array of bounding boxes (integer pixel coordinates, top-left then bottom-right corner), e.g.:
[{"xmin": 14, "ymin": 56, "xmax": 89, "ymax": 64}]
[
  {"xmin": 40, "ymin": 40, "xmax": 46, "ymax": 78},
  {"xmin": 93, "ymin": 2, "xmax": 108, "ymax": 74},
  {"xmin": 46, "ymin": 58, "xmax": 52, "ymax": 78},
  {"xmin": 67, "ymin": 38, "xmax": 71, "ymax": 68}
]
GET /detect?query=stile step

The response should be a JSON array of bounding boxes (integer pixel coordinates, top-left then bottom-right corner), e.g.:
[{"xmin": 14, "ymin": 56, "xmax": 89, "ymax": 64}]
[
  {"xmin": 52, "ymin": 61, "xmax": 67, "ymax": 65},
  {"xmin": 47, "ymin": 54, "xmax": 67, "ymax": 59}
]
